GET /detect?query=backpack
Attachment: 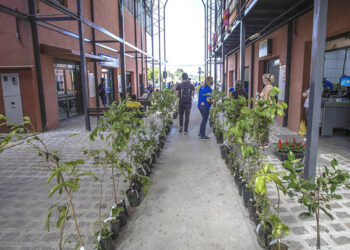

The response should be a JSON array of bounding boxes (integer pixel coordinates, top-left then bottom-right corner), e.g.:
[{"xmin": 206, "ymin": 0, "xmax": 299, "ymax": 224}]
[{"xmin": 179, "ymin": 82, "xmax": 193, "ymax": 104}]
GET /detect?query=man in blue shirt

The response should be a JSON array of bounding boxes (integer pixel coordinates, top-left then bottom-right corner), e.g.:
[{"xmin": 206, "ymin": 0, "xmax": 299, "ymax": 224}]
[
  {"xmin": 323, "ymin": 77, "xmax": 334, "ymax": 91},
  {"xmin": 198, "ymin": 76, "xmax": 213, "ymax": 139}
]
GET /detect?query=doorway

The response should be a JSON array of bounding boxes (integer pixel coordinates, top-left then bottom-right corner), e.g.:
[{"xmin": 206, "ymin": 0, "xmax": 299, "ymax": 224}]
[
  {"xmin": 126, "ymin": 72, "xmax": 132, "ymax": 96},
  {"xmin": 139, "ymin": 74, "xmax": 144, "ymax": 96},
  {"xmin": 54, "ymin": 61, "xmax": 83, "ymax": 120},
  {"xmin": 101, "ymin": 68, "xmax": 115, "ymax": 106},
  {"xmin": 264, "ymin": 58, "xmax": 280, "ymax": 87}
]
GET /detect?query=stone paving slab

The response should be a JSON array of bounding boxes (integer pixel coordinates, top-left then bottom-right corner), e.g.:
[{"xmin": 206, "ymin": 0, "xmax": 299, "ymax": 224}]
[{"xmin": 0, "ymin": 116, "xmax": 159, "ymax": 249}]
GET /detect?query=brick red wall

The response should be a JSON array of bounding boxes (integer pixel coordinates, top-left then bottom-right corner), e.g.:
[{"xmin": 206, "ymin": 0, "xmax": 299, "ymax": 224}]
[{"xmin": 0, "ymin": 0, "xmax": 148, "ymax": 130}]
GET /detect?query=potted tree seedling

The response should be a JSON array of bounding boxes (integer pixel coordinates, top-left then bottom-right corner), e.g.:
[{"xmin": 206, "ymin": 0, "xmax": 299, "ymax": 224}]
[
  {"xmin": 94, "ymin": 221, "xmax": 114, "ymax": 250},
  {"xmin": 28, "ymin": 133, "xmax": 95, "ymax": 250},
  {"xmin": 250, "ymin": 163, "xmax": 289, "ymax": 248},
  {"xmin": 209, "ymin": 90, "xmax": 226, "ymax": 142},
  {"xmin": 1, "ymin": 115, "xmax": 93, "ymax": 249},
  {"xmin": 90, "ymin": 100, "xmax": 141, "ymax": 210},
  {"xmin": 282, "ymin": 153, "xmax": 350, "ymax": 250}
]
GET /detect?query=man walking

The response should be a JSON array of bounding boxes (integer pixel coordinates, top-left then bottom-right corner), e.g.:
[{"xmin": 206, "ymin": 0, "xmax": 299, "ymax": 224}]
[{"xmin": 176, "ymin": 73, "xmax": 194, "ymax": 133}]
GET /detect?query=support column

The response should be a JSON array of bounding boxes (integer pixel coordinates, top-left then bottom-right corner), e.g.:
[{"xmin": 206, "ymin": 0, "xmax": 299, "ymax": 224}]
[
  {"xmin": 140, "ymin": 0, "xmax": 145, "ymax": 95},
  {"xmin": 209, "ymin": 0, "xmax": 212, "ymax": 76},
  {"xmin": 240, "ymin": 19, "xmax": 246, "ymax": 84},
  {"xmin": 28, "ymin": 0, "xmax": 47, "ymax": 131},
  {"xmin": 134, "ymin": 0, "xmax": 139, "ymax": 97},
  {"xmin": 250, "ymin": 43, "xmax": 255, "ymax": 107},
  {"xmin": 284, "ymin": 21, "xmax": 293, "ymax": 126},
  {"xmin": 158, "ymin": 0, "xmax": 162, "ymax": 90},
  {"xmin": 118, "ymin": 0, "xmax": 127, "ymax": 99},
  {"xmin": 222, "ymin": 42, "xmax": 225, "ymax": 93},
  {"xmin": 304, "ymin": 0, "xmax": 328, "ymax": 179},
  {"xmin": 206, "ymin": 0, "xmax": 209, "ymax": 77},
  {"xmin": 163, "ymin": 0, "xmax": 169, "ymax": 86},
  {"xmin": 143, "ymin": 0, "xmax": 148, "ymax": 91},
  {"xmin": 203, "ymin": 0, "xmax": 207, "ymax": 77},
  {"xmin": 90, "ymin": 0, "xmax": 99, "ymax": 106},
  {"xmin": 151, "ymin": 4, "xmax": 155, "ymax": 88},
  {"xmin": 77, "ymin": 0, "xmax": 90, "ymax": 131},
  {"xmin": 214, "ymin": 0, "xmax": 217, "ymax": 88}
]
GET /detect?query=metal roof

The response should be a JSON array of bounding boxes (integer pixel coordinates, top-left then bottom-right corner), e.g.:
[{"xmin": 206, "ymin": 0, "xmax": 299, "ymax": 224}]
[{"xmin": 214, "ymin": 0, "xmax": 313, "ymax": 56}]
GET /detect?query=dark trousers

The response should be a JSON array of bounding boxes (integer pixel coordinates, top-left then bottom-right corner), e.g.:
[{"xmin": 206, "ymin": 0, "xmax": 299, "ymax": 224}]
[
  {"xmin": 179, "ymin": 103, "xmax": 192, "ymax": 131},
  {"xmin": 199, "ymin": 105, "xmax": 210, "ymax": 137}
]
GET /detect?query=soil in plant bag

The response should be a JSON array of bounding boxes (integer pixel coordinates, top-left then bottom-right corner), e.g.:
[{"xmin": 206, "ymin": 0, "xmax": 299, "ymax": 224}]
[
  {"xmin": 156, "ymin": 148, "xmax": 161, "ymax": 158},
  {"xmin": 220, "ymin": 145, "xmax": 227, "ymax": 159},
  {"xmin": 243, "ymin": 186, "xmax": 252, "ymax": 208},
  {"xmin": 136, "ymin": 167, "xmax": 147, "ymax": 177},
  {"xmin": 256, "ymin": 221, "xmax": 273, "ymax": 248},
  {"xmin": 151, "ymin": 153, "xmax": 156, "ymax": 164},
  {"xmin": 238, "ymin": 179, "xmax": 246, "ymax": 196},
  {"xmin": 131, "ymin": 177, "xmax": 142, "ymax": 192},
  {"xmin": 100, "ymin": 236, "xmax": 114, "ymax": 250},
  {"xmin": 126, "ymin": 188, "xmax": 140, "ymax": 207},
  {"xmin": 147, "ymin": 158, "xmax": 153, "ymax": 168},
  {"xmin": 216, "ymin": 132, "xmax": 223, "ymax": 144},
  {"xmin": 110, "ymin": 221, "xmax": 120, "ymax": 239},
  {"xmin": 268, "ymin": 242, "xmax": 289, "ymax": 250},
  {"xmin": 117, "ymin": 200, "xmax": 128, "ymax": 226},
  {"xmin": 173, "ymin": 111, "xmax": 178, "ymax": 119}
]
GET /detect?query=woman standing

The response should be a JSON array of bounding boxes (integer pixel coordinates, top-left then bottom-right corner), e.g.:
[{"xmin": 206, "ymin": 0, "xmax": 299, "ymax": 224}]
[
  {"xmin": 260, "ymin": 73, "xmax": 275, "ymax": 100},
  {"xmin": 198, "ymin": 76, "xmax": 213, "ymax": 139},
  {"xmin": 259, "ymin": 73, "xmax": 275, "ymax": 147}
]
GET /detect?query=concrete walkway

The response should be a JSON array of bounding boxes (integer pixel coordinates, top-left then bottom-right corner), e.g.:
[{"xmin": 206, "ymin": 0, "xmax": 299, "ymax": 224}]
[{"xmin": 116, "ymin": 103, "xmax": 260, "ymax": 250}]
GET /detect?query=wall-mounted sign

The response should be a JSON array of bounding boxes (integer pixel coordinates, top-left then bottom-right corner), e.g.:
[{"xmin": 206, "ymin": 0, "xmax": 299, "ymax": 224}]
[
  {"xmin": 98, "ymin": 53, "xmax": 119, "ymax": 68},
  {"xmin": 259, "ymin": 39, "xmax": 272, "ymax": 58}
]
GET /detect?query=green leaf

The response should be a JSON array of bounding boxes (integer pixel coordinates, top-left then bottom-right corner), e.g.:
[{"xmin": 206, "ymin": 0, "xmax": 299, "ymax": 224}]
[
  {"xmin": 320, "ymin": 207, "xmax": 334, "ymax": 220},
  {"xmin": 46, "ymin": 171, "xmax": 57, "ymax": 185},
  {"xmin": 46, "ymin": 211, "xmax": 53, "ymax": 232},
  {"xmin": 56, "ymin": 215, "xmax": 67, "ymax": 228},
  {"xmin": 299, "ymin": 212, "xmax": 313, "ymax": 218},
  {"xmin": 48, "ymin": 182, "xmax": 66, "ymax": 198}
]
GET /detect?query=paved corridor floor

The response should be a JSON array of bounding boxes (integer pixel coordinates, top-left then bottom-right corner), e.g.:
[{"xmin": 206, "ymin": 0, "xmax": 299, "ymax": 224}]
[{"xmin": 116, "ymin": 103, "xmax": 260, "ymax": 250}]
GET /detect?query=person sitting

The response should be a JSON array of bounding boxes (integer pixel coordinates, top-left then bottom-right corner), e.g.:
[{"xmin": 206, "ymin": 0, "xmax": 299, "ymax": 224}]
[{"xmin": 126, "ymin": 94, "xmax": 142, "ymax": 109}]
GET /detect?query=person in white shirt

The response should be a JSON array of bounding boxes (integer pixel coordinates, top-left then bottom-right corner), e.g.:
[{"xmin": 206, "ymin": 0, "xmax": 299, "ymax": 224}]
[{"xmin": 303, "ymin": 88, "xmax": 310, "ymax": 122}]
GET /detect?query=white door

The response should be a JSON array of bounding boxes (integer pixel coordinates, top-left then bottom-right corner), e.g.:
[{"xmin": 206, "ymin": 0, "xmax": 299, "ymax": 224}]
[{"xmin": 1, "ymin": 73, "xmax": 24, "ymax": 124}]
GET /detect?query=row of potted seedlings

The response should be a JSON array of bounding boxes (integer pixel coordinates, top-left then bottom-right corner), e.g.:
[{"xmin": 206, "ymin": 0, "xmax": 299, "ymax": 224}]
[
  {"xmin": 0, "ymin": 90, "xmax": 177, "ymax": 250},
  {"xmin": 209, "ymin": 88, "xmax": 350, "ymax": 250}
]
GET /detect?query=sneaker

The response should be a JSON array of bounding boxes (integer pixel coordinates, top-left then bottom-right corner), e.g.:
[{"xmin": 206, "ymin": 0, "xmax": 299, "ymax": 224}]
[
  {"xmin": 200, "ymin": 136, "xmax": 210, "ymax": 140},
  {"xmin": 179, "ymin": 127, "xmax": 183, "ymax": 132},
  {"xmin": 184, "ymin": 130, "xmax": 188, "ymax": 134}
]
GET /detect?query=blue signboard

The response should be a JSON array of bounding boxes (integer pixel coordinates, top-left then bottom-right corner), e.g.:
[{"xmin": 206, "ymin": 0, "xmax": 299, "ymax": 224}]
[{"xmin": 98, "ymin": 53, "xmax": 119, "ymax": 68}]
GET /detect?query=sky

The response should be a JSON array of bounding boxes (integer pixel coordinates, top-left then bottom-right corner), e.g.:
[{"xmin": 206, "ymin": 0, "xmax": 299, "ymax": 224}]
[{"xmin": 147, "ymin": 0, "xmax": 205, "ymax": 81}]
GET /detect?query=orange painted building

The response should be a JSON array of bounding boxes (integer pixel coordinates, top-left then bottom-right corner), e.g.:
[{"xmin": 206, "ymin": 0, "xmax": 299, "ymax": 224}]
[{"xmin": 0, "ymin": 0, "xmax": 149, "ymax": 131}]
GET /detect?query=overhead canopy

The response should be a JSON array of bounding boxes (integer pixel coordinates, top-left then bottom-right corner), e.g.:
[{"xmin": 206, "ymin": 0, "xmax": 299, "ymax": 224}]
[
  {"xmin": 40, "ymin": 44, "xmax": 114, "ymax": 62},
  {"xmin": 215, "ymin": 0, "xmax": 313, "ymax": 56}
]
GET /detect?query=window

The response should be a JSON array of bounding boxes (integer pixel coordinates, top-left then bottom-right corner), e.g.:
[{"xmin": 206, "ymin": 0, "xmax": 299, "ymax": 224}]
[{"xmin": 324, "ymin": 48, "xmax": 349, "ymax": 84}]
